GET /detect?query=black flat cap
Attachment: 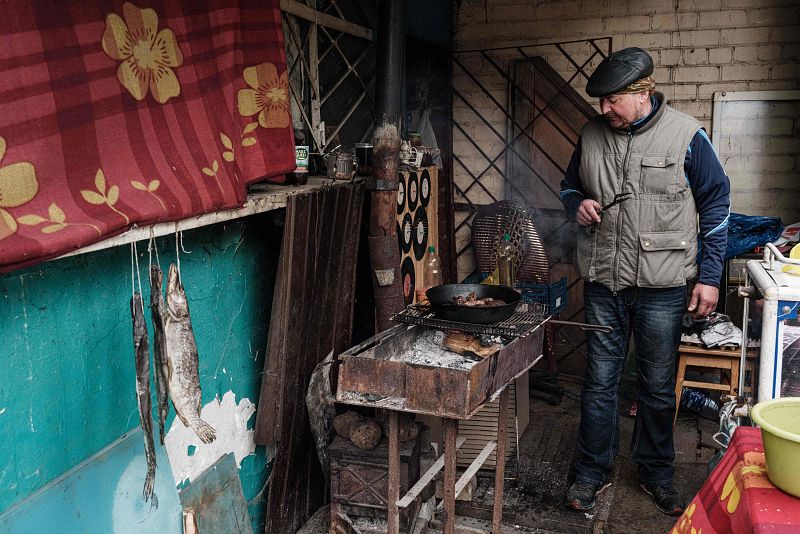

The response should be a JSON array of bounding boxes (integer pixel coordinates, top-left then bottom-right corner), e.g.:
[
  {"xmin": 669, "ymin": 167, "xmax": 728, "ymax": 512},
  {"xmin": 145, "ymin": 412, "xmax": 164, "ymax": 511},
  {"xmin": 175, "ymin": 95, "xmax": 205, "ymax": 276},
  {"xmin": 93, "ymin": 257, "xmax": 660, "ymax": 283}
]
[{"xmin": 586, "ymin": 47, "xmax": 654, "ymax": 97}]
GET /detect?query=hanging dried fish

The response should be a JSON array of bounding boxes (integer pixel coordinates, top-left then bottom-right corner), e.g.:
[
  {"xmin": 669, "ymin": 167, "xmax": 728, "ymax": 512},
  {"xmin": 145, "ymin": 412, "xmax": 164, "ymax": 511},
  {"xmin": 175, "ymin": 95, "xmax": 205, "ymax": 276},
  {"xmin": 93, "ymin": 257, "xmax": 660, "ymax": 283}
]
[
  {"xmin": 131, "ymin": 292, "xmax": 157, "ymax": 502},
  {"xmin": 164, "ymin": 263, "xmax": 216, "ymax": 444},
  {"xmin": 150, "ymin": 263, "xmax": 170, "ymax": 444}
]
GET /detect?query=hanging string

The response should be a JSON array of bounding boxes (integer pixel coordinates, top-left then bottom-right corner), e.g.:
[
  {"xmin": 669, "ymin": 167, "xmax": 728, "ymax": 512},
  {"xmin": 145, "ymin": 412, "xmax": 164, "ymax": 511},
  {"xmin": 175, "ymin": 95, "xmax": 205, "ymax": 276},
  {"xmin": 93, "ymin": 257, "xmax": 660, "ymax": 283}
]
[
  {"xmin": 175, "ymin": 223, "xmax": 181, "ymax": 280},
  {"xmin": 132, "ymin": 239, "xmax": 143, "ymax": 298},
  {"xmin": 130, "ymin": 242, "xmax": 136, "ymax": 300}
]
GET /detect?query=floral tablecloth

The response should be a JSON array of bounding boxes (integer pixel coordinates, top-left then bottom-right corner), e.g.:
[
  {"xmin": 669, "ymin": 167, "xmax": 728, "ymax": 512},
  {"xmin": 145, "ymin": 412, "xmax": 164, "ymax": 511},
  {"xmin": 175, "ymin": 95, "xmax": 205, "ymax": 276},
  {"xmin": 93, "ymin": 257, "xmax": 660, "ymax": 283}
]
[
  {"xmin": 672, "ymin": 426, "xmax": 800, "ymax": 534},
  {"xmin": 0, "ymin": 0, "xmax": 294, "ymax": 273}
]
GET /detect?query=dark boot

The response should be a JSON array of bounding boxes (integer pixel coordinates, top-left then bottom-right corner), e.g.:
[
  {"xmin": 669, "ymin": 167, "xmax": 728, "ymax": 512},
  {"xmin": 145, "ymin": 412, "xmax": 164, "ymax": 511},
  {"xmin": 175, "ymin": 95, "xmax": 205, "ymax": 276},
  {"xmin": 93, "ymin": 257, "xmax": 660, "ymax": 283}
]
[{"xmin": 640, "ymin": 483, "xmax": 686, "ymax": 516}]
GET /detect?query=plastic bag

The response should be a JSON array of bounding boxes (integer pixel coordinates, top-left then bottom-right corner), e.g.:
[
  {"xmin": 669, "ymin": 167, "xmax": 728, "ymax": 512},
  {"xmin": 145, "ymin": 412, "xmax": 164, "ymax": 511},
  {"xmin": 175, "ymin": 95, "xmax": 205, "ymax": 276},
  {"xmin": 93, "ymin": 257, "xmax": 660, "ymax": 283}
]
[{"xmin": 698, "ymin": 212, "xmax": 783, "ymax": 261}]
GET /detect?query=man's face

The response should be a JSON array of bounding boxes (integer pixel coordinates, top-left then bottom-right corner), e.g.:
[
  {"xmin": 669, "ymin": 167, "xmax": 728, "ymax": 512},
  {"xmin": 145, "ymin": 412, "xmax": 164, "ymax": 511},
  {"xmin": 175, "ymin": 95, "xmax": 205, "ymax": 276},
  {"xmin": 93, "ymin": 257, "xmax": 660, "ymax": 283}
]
[{"xmin": 599, "ymin": 92, "xmax": 650, "ymax": 129}]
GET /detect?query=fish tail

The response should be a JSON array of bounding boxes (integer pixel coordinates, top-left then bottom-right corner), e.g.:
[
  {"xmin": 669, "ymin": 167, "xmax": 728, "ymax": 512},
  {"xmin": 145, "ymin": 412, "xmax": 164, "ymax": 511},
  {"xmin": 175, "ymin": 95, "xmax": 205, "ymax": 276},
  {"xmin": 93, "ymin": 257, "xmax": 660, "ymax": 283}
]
[
  {"xmin": 143, "ymin": 467, "xmax": 156, "ymax": 502},
  {"xmin": 191, "ymin": 418, "xmax": 217, "ymax": 444}
]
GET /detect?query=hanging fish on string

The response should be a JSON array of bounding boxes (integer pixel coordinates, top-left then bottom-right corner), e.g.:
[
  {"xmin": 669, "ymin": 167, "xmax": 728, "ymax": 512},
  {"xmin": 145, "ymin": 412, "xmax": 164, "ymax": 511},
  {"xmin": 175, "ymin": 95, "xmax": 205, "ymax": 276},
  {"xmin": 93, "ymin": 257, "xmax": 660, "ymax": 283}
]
[
  {"xmin": 164, "ymin": 263, "xmax": 216, "ymax": 443},
  {"xmin": 131, "ymin": 292, "xmax": 157, "ymax": 503},
  {"xmin": 149, "ymin": 263, "xmax": 170, "ymax": 444}
]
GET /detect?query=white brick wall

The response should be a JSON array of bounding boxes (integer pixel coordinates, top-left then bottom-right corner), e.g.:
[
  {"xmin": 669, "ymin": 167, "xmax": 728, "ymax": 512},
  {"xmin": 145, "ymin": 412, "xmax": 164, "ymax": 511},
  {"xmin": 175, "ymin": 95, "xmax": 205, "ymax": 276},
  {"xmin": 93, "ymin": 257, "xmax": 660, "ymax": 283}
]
[{"xmin": 452, "ymin": 0, "xmax": 800, "ymax": 277}]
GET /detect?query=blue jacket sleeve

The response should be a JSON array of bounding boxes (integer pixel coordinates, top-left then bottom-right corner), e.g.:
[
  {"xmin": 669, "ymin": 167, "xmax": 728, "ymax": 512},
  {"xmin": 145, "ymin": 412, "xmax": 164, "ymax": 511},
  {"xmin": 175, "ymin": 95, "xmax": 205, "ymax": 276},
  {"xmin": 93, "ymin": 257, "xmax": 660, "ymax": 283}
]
[
  {"xmin": 560, "ymin": 139, "xmax": 585, "ymax": 220},
  {"xmin": 686, "ymin": 129, "xmax": 730, "ymax": 287}
]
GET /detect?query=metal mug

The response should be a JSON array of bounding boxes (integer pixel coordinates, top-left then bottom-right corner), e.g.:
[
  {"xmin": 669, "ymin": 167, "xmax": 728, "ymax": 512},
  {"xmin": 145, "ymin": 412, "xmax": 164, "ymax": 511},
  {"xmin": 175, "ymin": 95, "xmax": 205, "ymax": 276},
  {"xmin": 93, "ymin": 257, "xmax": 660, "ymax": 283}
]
[{"xmin": 334, "ymin": 152, "xmax": 358, "ymax": 180}]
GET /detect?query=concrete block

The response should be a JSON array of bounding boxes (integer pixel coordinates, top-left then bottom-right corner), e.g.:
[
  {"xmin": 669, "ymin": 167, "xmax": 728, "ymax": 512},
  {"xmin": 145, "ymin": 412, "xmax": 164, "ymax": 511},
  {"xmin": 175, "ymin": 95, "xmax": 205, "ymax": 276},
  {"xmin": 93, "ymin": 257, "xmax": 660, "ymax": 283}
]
[
  {"xmin": 582, "ymin": 0, "xmax": 631, "ymax": 17},
  {"xmin": 674, "ymin": 30, "xmax": 720, "ymax": 47},
  {"xmin": 683, "ymin": 48, "xmax": 709, "ymax": 65},
  {"xmin": 722, "ymin": 0, "xmax": 771, "ymax": 7},
  {"xmin": 698, "ymin": 82, "xmax": 748, "ymax": 99},
  {"xmin": 721, "ymin": 64, "xmax": 770, "ymax": 81},
  {"xmin": 674, "ymin": 66, "xmax": 720, "ymax": 83},
  {"xmin": 745, "ymin": 118, "xmax": 795, "ymax": 136},
  {"xmin": 604, "ymin": 15, "xmax": 651, "ymax": 34},
  {"xmin": 658, "ymin": 48, "xmax": 683, "ymax": 66},
  {"xmin": 536, "ymin": 0, "xmax": 582, "ymax": 20},
  {"xmin": 673, "ymin": 84, "xmax": 699, "ymax": 100},
  {"xmin": 624, "ymin": 32, "xmax": 673, "ymax": 50},
  {"xmin": 709, "ymin": 47, "xmax": 733, "ymax": 64},
  {"xmin": 771, "ymin": 138, "xmax": 800, "ymax": 155},
  {"xmin": 678, "ymin": 0, "xmax": 722, "ymax": 11},
  {"xmin": 652, "ymin": 12, "xmax": 699, "ymax": 31},
  {"xmin": 783, "ymin": 44, "xmax": 800, "ymax": 59},
  {"xmin": 628, "ymin": 0, "xmax": 680, "ymax": 14},
  {"xmin": 673, "ymin": 100, "xmax": 712, "ymax": 119},
  {"xmin": 717, "ymin": 134, "xmax": 768, "ymax": 155},
  {"xmin": 721, "ymin": 27, "xmax": 771, "ymax": 45},
  {"xmin": 758, "ymin": 45, "xmax": 782, "ymax": 61},
  {"xmin": 561, "ymin": 18, "xmax": 606, "ymax": 37},
  {"xmin": 490, "ymin": 4, "xmax": 536, "ymax": 22},
  {"xmin": 749, "ymin": 7, "xmax": 800, "ymax": 27},
  {"xmin": 747, "ymin": 80, "xmax": 800, "ymax": 91},
  {"xmin": 745, "ymin": 155, "xmax": 796, "ymax": 173},
  {"xmin": 772, "ymin": 25, "xmax": 800, "ymax": 43},
  {"xmin": 772, "ymin": 62, "xmax": 800, "ymax": 80},
  {"xmin": 698, "ymin": 10, "xmax": 748, "ymax": 28},
  {"xmin": 732, "ymin": 45, "xmax": 758, "ymax": 62},
  {"xmin": 720, "ymin": 156, "xmax": 747, "ymax": 173}
]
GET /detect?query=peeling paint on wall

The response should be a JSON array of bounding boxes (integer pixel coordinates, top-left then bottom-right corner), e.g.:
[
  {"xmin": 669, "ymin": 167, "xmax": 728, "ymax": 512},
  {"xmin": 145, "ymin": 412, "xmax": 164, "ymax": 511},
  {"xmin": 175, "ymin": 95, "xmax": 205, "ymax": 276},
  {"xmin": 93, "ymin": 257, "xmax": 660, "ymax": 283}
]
[{"xmin": 164, "ymin": 391, "xmax": 256, "ymax": 486}]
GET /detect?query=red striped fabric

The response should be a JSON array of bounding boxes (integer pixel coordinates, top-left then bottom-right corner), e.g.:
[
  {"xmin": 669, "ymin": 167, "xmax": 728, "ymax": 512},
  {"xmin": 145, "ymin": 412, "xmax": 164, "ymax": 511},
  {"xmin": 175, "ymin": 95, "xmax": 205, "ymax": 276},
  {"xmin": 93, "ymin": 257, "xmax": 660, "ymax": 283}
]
[{"xmin": 0, "ymin": 0, "xmax": 294, "ymax": 272}]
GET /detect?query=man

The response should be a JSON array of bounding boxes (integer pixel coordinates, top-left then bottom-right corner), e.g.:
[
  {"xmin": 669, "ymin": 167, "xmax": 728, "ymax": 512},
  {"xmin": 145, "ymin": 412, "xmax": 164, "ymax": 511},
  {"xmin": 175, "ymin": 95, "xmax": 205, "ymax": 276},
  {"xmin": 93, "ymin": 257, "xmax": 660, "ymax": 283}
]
[{"xmin": 560, "ymin": 47, "xmax": 730, "ymax": 516}]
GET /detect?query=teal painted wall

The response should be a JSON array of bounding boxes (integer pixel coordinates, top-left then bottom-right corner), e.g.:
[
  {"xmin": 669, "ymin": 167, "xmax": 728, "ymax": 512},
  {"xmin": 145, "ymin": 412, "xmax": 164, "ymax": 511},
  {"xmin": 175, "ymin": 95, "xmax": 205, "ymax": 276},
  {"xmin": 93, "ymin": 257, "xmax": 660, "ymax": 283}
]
[{"xmin": 0, "ymin": 213, "xmax": 282, "ymax": 532}]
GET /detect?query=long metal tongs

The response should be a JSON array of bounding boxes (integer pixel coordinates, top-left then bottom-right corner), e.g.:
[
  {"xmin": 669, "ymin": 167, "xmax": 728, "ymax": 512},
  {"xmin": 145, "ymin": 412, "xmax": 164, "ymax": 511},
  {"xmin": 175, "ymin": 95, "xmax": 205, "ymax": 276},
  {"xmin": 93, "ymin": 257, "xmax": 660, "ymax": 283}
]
[{"xmin": 599, "ymin": 192, "xmax": 632, "ymax": 214}]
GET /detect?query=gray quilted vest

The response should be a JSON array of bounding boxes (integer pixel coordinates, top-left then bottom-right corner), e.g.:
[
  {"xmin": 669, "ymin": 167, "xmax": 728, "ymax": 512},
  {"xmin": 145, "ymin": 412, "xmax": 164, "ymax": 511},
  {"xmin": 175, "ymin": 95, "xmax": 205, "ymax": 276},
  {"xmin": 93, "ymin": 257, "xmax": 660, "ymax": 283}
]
[{"xmin": 576, "ymin": 93, "xmax": 700, "ymax": 291}]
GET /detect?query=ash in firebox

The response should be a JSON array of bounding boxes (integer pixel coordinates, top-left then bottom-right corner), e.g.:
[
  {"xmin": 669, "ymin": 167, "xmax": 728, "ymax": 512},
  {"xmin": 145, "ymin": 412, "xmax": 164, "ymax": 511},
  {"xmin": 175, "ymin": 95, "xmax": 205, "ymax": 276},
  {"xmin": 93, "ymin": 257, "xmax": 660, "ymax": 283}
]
[{"xmin": 395, "ymin": 329, "xmax": 477, "ymax": 370}]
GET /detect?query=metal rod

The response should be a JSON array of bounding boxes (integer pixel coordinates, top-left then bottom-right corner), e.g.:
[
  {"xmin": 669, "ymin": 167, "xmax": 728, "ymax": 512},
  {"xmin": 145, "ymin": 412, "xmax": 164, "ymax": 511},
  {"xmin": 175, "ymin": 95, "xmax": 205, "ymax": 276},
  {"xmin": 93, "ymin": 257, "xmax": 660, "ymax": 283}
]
[
  {"xmin": 387, "ymin": 410, "xmax": 400, "ymax": 534},
  {"xmin": 493, "ymin": 387, "xmax": 510, "ymax": 533},
  {"xmin": 549, "ymin": 319, "xmax": 614, "ymax": 333},
  {"xmin": 443, "ymin": 418, "xmax": 458, "ymax": 534},
  {"xmin": 454, "ymin": 36, "xmax": 612, "ymax": 54},
  {"xmin": 739, "ymin": 271, "xmax": 751, "ymax": 397}
]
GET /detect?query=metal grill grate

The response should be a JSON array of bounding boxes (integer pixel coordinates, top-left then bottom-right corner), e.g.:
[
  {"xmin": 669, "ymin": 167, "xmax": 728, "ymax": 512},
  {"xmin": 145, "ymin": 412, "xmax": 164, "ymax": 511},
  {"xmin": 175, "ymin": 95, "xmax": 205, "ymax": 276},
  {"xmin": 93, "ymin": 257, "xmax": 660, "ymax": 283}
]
[{"xmin": 391, "ymin": 302, "xmax": 547, "ymax": 338}]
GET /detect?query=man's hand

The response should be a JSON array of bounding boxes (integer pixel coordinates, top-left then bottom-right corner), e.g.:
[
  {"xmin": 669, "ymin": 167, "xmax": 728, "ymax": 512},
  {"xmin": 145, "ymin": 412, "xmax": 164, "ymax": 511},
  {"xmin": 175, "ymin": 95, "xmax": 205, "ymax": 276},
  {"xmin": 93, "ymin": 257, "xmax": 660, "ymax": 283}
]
[
  {"xmin": 576, "ymin": 199, "xmax": 602, "ymax": 226},
  {"xmin": 688, "ymin": 283, "xmax": 719, "ymax": 318}
]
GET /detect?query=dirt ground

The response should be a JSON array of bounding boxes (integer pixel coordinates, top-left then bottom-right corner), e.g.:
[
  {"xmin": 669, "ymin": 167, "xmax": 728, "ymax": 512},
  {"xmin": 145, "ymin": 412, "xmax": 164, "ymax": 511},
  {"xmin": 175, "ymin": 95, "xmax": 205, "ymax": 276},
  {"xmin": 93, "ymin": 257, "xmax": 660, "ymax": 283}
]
[{"xmin": 299, "ymin": 372, "xmax": 720, "ymax": 534}]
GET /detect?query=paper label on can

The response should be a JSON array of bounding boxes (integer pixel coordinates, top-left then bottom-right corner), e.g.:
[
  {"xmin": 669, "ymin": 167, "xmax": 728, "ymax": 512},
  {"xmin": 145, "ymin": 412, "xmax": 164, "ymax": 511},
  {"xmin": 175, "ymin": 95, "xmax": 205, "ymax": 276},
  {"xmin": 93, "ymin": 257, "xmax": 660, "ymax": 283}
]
[{"xmin": 295, "ymin": 146, "xmax": 309, "ymax": 168}]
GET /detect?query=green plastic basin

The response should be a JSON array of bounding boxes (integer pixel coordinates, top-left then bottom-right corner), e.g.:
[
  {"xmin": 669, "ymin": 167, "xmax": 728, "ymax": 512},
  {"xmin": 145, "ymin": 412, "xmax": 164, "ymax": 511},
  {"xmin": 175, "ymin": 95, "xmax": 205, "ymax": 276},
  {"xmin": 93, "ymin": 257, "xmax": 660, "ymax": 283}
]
[{"xmin": 751, "ymin": 397, "xmax": 800, "ymax": 497}]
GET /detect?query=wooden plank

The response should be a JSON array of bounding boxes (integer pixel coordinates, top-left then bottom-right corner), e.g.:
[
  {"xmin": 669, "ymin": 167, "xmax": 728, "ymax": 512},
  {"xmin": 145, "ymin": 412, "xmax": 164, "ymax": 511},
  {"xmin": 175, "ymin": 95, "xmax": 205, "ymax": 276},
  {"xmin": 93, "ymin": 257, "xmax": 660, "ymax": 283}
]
[
  {"xmin": 443, "ymin": 418, "xmax": 459, "ymax": 534},
  {"xmin": 493, "ymin": 387, "xmax": 509, "ymax": 533},
  {"xmin": 281, "ymin": 0, "xmax": 374, "ymax": 41},
  {"xmin": 398, "ymin": 437, "xmax": 467, "ymax": 509},
  {"xmin": 388, "ymin": 411, "xmax": 400, "ymax": 534},
  {"xmin": 455, "ymin": 440, "xmax": 496, "ymax": 499},
  {"xmin": 263, "ymin": 184, "xmax": 364, "ymax": 533}
]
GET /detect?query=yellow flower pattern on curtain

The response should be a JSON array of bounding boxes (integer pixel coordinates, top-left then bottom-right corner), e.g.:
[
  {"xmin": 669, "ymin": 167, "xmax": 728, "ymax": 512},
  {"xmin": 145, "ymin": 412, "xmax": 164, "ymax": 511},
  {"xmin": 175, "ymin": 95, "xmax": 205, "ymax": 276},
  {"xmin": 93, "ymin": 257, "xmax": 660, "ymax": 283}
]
[
  {"xmin": 237, "ymin": 62, "xmax": 290, "ymax": 128},
  {"xmin": 101, "ymin": 2, "xmax": 184, "ymax": 104},
  {"xmin": 0, "ymin": 136, "xmax": 39, "ymax": 242}
]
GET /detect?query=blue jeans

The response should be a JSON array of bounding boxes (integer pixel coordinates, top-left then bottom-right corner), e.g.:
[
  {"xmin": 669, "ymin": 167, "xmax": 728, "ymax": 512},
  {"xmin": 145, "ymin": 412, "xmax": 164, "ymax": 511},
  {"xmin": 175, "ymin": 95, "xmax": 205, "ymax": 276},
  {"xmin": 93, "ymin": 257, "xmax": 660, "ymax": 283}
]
[{"xmin": 574, "ymin": 282, "xmax": 686, "ymax": 486}]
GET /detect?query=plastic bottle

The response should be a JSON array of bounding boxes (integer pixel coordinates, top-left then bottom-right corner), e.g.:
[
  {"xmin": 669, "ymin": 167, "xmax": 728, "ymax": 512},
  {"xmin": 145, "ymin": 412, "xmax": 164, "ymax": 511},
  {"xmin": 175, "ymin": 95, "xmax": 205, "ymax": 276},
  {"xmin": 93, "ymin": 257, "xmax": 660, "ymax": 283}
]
[
  {"xmin": 423, "ymin": 245, "xmax": 442, "ymax": 288},
  {"xmin": 681, "ymin": 387, "xmax": 720, "ymax": 420},
  {"xmin": 497, "ymin": 233, "xmax": 516, "ymax": 287}
]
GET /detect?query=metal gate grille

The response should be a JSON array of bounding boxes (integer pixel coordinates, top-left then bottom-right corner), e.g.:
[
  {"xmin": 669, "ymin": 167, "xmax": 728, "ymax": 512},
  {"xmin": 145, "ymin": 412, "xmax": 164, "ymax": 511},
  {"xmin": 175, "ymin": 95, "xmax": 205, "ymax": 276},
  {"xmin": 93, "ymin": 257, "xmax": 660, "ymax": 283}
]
[
  {"xmin": 282, "ymin": 1, "xmax": 377, "ymax": 152},
  {"xmin": 451, "ymin": 38, "xmax": 612, "ymax": 368}
]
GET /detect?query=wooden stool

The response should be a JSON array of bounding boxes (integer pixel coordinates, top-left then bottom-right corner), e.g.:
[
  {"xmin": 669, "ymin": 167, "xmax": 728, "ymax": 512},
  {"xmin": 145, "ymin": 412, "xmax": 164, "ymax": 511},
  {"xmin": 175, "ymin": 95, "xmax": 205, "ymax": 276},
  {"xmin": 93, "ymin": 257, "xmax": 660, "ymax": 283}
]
[{"xmin": 674, "ymin": 344, "xmax": 757, "ymax": 425}]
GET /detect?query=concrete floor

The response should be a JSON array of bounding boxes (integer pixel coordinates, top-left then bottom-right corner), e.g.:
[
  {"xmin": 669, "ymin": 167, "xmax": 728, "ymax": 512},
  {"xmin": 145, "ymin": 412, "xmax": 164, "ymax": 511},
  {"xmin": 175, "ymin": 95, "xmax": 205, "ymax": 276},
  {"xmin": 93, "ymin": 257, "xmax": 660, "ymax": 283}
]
[{"xmin": 299, "ymin": 373, "xmax": 720, "ymax": 534}]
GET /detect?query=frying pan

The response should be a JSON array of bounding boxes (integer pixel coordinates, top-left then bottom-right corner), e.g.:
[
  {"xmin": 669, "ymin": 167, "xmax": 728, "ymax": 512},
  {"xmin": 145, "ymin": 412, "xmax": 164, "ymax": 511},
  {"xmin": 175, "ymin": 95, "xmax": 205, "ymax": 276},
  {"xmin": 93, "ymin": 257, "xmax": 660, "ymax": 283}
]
[{"xmin": 426, "ymin": 284, "xmax": 521, "ymax": 324}]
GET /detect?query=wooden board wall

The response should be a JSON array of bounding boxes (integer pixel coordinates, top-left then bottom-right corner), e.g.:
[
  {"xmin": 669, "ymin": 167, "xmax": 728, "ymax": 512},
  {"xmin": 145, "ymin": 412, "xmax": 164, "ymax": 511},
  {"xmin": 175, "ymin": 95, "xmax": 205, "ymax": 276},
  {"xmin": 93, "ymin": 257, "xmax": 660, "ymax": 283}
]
[{"xmin": 254, "ymin": 182, "xmax": 364, "ymax": 534}]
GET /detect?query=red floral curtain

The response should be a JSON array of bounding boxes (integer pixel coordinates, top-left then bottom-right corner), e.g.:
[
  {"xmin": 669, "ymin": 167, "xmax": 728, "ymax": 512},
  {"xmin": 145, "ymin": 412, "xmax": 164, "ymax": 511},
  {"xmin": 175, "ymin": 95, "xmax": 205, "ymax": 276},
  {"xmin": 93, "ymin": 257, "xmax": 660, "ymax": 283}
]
[{"xmin": 0, "ymin": 0, "xmax": 294, "ymax": 273}]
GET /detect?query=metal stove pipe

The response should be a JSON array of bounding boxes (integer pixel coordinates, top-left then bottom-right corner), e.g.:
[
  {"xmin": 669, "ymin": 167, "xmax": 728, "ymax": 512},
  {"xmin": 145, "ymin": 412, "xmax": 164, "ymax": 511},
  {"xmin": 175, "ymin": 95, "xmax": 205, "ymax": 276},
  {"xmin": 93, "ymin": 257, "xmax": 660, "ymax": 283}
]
[{"xmin": 369, "ymin": 0, "xmax": 405, "ymax": 332}]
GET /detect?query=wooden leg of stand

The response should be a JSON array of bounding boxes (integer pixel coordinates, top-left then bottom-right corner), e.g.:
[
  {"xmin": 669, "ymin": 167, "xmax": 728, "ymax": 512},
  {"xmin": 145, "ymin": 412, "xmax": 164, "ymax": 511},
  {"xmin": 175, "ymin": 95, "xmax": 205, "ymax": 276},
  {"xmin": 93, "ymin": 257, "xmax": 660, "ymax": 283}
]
[
  {"xmin": 443, "ymin": 418, "xmax": 458, "ymax": 534},
  {"xmin": 388, "ymin": 410, "xmax": 400, "ymax": 534},
  {"xmin": 493, "ymin": 387, "xmax": 509, "ymax": 533}
]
